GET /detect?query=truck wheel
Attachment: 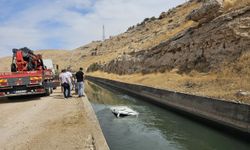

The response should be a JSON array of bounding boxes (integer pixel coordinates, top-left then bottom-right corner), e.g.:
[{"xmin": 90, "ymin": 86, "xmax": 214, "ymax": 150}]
[{"xmin": 11, "ymin": 63, "xmax": 17, "ymax": 72}]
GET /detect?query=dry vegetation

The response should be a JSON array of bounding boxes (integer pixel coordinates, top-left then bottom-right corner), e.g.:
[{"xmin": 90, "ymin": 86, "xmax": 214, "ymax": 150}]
[
  {"xmin": 88, "ymin": 65, "xmax": 250, "ymax": 104},
  {"xmin": 223, "ymin": 0, "xmax": 250, "ymax": 11}
]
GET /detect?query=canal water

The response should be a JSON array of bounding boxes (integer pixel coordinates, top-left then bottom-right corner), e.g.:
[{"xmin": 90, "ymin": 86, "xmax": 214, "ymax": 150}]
[{"xmin": 85, "ymin": 81, "xmax": 250, "ymax": 150}]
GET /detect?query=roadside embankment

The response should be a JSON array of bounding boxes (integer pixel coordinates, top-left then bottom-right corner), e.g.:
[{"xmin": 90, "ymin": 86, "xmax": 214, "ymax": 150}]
[
  {"xmin": 87, "ymin": 76, "xmax": 250, "ymax": 137},
  {"xmin": 0, "ymin": 90, "xmax": 109, "ymax": 150}
]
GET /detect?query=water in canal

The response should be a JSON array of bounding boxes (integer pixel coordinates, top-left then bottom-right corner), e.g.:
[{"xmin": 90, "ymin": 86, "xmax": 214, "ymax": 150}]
[{"xmin": 85, "ymin": 81, "xmax": 250, "ymax": 150}]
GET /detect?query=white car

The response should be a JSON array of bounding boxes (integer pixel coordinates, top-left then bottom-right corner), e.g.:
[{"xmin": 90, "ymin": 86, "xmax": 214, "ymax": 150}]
[{"xmin": 110, "ymin": 106, "xmax": 139, "ymax": 118}]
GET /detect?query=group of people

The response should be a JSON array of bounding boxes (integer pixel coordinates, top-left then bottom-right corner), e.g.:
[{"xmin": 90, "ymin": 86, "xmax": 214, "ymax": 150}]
[{"xmin": 59, "ymin": 67, "xmax": 85, "ymax": 99}]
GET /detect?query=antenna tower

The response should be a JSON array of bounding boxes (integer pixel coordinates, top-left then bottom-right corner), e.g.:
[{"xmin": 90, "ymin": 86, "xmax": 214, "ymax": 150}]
[{"xmin": 102, "ymin": 25, "xmax": 105, "ymax": 41}]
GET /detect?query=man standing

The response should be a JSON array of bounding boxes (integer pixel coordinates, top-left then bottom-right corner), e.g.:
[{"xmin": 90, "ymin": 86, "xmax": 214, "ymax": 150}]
[
  {"xmin": 66, "ymin": 68, "xmax": 74, "ymax": 97},
  {"xmin": 59, "ymin": 69, "xmax": 71, "ymax": 99},
  {"xmin": 75, "ymin": 67, "xmax": 85, "ymax": 97}
]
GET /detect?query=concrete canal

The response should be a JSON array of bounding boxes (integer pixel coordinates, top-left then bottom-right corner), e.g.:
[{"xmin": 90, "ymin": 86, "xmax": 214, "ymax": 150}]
[{"xmin": 85, "ymin": 81, "xmax": 250, "ymax": 150}]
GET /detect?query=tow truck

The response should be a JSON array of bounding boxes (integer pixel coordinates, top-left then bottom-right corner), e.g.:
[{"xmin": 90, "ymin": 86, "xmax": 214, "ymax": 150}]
[{"xmin": 0, "ymin": 47, "xmax": 57, "ymax": 97}]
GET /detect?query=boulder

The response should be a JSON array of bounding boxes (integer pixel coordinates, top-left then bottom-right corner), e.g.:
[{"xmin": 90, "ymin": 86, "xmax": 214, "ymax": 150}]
[
  {"xmin": 187, "ymin": 0, "xmax": 223, "ymax": 23},
  {"xmin": 235, "ymin": 90, "xmax": 250, "ymax": 97}
]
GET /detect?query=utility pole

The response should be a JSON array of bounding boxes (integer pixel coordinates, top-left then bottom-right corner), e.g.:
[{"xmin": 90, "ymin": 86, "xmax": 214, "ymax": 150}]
[{"xmin": 102, "ymin": 25, "xmax": 105, "ymax": 41}]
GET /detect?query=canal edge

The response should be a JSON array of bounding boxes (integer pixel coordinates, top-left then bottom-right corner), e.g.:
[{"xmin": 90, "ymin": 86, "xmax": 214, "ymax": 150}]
[
  {"xmin": 82, "ymin": 94, "xmax": 110, "ymax": 150},
  {"xmin": 86, "ymin": 75, "xmax": 250, "ymax": 139}
]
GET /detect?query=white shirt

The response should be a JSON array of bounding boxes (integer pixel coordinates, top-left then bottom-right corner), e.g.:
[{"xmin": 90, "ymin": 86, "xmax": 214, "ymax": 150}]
[
  {"xmin": 66, "ymin": 71, "xmax": 72, "ymax": 84},
  {"xmin": 59, "ymin": 72, "xmax": 70, "ymax": 84},
  {"xmin": 66, "ymin": 71, "xmax": 72, "ymax": 78}
]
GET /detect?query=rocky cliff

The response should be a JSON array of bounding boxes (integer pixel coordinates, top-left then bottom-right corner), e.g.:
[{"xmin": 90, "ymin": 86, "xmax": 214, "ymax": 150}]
[{"xmin": 88, "ymin": 1, "xmax": 250, "ymax": 75}]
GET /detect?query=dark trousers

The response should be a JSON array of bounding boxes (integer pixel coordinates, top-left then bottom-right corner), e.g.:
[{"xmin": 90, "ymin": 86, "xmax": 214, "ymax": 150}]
[{"xmin": 62, "ymin": 83, "xmax": 70, "ymax": 98}]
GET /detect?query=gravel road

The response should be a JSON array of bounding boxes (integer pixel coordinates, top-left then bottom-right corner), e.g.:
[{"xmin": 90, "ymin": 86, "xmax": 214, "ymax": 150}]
[{"xmin": 0, "ymin": 90, "xmax": 109, "ymax": 150}]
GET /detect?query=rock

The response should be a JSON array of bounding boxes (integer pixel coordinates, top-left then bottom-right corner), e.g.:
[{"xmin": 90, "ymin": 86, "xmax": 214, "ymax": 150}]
[
  {"xmin": 235, "ymin": 90, "xmax": 250, "ymax": 97},
  {"xmin": 87, "ymin": 62, "xmax": 103, "ymax": 72},
  {"xmin": 159, "ymin": 12, "xmax": 166, "ymax": 19},
  {"xmin": 184, "ymin": 81, "xmax": 198, "ymax": 88},
  {"xmin": 187, "ymin": 0, "xmax": 223, "ymax": 23},
  {"xmin": 103, "ymin": 54, "xmax": 143, "ymax": 75}
]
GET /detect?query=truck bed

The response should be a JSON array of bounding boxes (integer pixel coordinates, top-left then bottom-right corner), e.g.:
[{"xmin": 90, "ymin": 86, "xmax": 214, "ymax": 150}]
[
  {"xmin": 0, "ymin": 70, "xmax": 51, "ymax": 78},
  {"xmin": 0, "ymin": 70, "xmax": 54, "ymax": 97}
]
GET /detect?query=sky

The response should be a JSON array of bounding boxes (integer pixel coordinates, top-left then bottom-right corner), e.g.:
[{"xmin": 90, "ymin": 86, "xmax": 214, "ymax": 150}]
[{"xmin": 0, "ymin": 0, "xmax": 186, "ymax": 56}]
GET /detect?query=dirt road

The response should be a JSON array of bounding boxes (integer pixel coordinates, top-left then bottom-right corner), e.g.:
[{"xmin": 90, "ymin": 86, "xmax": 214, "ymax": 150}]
[{"xmin": 0, "ymin": 90, "xmax": 109, "ymax": 150}]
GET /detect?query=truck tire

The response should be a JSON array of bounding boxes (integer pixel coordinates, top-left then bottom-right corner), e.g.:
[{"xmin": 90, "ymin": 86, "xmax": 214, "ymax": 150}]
[{"xmin": 11, "ymin": 63, "xmax": 17, "ymax": 72}]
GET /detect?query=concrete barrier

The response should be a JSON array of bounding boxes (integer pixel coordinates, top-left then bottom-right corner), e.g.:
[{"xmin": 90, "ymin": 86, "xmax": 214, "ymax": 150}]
[
  {"xmin": 82, "ymin": 96, "xmax": 110, "ymax": 150},
  {"xmin": 87, "ymin": 76, "xmax": 250, "ymax": 137}
]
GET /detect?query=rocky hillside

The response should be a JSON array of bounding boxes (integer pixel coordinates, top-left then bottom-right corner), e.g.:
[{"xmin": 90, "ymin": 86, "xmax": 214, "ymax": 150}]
[
  {"xmin": 85, "ymin": 0, "xmax": 250, "ymax": 103},
  {"xmin": 88, "ymin": 0, "xmax": 250, "ymax": 75},
  {"xmin": 68, "ymin": 0, "xmax": 202, "ymax": 70}
]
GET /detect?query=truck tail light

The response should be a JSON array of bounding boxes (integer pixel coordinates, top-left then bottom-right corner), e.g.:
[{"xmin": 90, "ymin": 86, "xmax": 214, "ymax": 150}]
[
  {"xmin": 30, "ymin": 76, "xmax": 42, "ymax": 84},
  {"xmin": 0, "ymin": 79, "xmax": 8, "ymax": 86},
  {"xmin": 30, "ymin": 76, "xmax": 42, "ymax": 80}
]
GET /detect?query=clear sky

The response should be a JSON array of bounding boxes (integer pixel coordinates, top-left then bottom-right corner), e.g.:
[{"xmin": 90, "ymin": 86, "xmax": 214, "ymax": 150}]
[{"xmin": 0, "ymin": 0, "xmax": 186, "ymax": 56}]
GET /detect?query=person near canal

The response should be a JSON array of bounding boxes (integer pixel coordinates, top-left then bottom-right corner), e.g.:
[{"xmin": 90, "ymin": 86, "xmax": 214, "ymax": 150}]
[
  {"xmin": 59, "ymin": 69, "xmax": 71, "ymax": 99},
  {"xmin": 66, "ymin": 67, "xmax": 74, "ymax": 97},
  {"xmin": 59, "ymin": 69, "xmax": 64, "ymax": 93},
  {"xmin": 75, "ymin": 67, "xmax": 85, "ymax": 97}
]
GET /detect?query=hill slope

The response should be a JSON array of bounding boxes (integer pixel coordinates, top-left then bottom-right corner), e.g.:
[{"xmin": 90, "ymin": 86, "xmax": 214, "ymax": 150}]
[
  {"xmin": 69, "ymin": 0, "xmax": 201, "ymax": 70},
  {"xmin": 0, "ymin": 0, "xmax": 249, "ymax": 103},
  {"xmin": 86, "ymin": 0, "xmax": 250, "ymax": 103}
]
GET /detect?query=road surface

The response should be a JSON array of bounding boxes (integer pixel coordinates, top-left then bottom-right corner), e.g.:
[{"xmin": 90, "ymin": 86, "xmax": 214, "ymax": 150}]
[{"xmin": 0, "ymin": 90, "xmax": 109, "ymax": 150}]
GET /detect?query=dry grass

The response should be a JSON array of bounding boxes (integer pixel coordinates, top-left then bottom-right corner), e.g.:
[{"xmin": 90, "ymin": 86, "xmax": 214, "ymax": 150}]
[
  {"xmin": 88, "ymin": 67, "xmax": 250, "ymax": 104},
  {"xmin": 223, "ymin": 0, "xmax": 250, "ymax": 11},
  {"xmin": 140, "ymin": 1, "xmax": 201, "ymax": 50},
  {"xmin": 123, "ymin": 51, "xmax": 250, "ymax": 103},
  {"xmin": 155, "ymin": 20, "xmax": 195, "ymax": 44}
]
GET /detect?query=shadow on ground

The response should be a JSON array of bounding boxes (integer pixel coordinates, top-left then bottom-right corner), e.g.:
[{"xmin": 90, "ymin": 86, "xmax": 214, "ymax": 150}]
[
  {"xmin": 0, "ymin": 95, "xmax": 43, "ymax": 104},
  {"xmin": 51, "ymin": 95, "xmax": 64, "ymax": 99}
]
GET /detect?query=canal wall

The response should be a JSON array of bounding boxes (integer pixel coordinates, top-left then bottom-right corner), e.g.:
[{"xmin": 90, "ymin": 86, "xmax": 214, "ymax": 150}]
[
  {"xmin": 83, "ymin": 96, "xmax": 110, "ymax": 150},
  {"xmin": 87, "ymin": 76, "xmax": 250, "ymax": 137}
]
